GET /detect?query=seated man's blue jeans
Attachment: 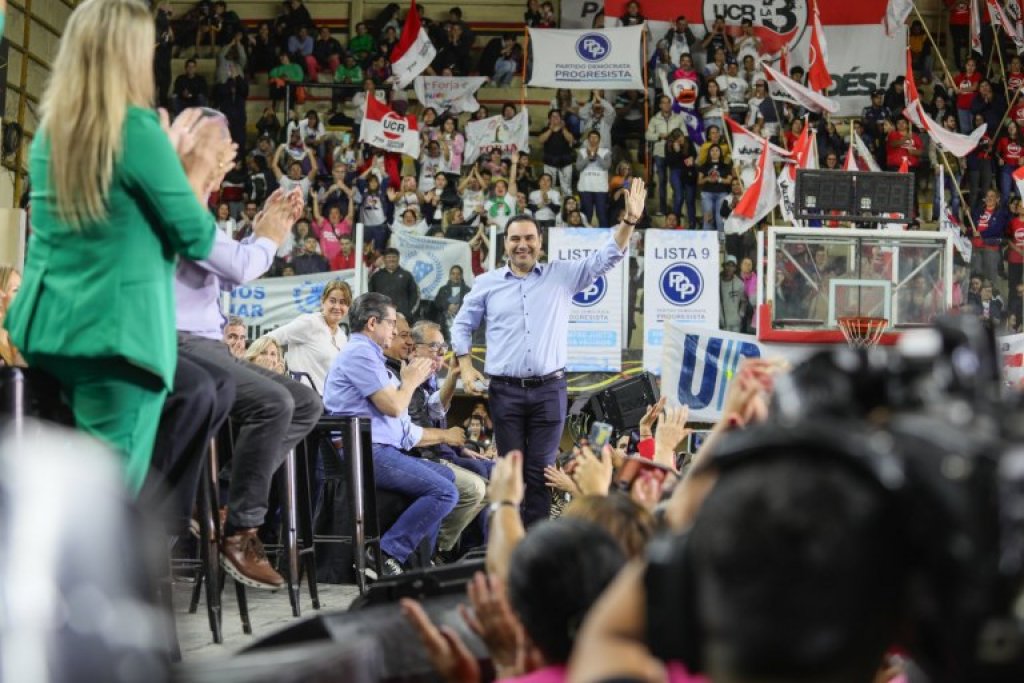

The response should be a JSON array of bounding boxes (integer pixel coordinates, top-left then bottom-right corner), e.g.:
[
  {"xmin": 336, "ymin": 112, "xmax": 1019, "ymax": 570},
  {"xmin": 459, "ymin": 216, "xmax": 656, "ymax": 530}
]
[
  {"xmin": 370, "ymin": 444, "xmax": 458, "ymax": 562},
  {"xmin": 435, "ymin": 444, "xmax": 494, "ymax": 480}
]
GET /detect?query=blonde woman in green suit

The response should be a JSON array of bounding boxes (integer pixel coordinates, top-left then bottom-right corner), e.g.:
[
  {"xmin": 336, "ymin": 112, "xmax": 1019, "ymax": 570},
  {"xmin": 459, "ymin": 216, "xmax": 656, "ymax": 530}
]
[{"xmin": 4, "ymin": 0, "xmax": 236, "ymax": 493}]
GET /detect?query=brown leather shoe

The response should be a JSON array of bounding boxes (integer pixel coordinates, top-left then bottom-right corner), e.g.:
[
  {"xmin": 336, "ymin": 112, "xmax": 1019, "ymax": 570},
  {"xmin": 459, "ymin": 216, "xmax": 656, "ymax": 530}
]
[{"xmin": 219, "ymin": 529, "xmax": 285, "ymax": 590}]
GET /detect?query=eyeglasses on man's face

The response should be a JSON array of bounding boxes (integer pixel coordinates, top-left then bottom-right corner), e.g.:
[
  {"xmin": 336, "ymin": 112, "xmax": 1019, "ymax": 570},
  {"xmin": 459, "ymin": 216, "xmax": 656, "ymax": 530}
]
[
  {"xmin": 416, "ymin": 342, "xmax": 449, "ymax": 354},
  {"xmin": 376, "ymin": 317, "xmax": 398, "ymax": 328}
]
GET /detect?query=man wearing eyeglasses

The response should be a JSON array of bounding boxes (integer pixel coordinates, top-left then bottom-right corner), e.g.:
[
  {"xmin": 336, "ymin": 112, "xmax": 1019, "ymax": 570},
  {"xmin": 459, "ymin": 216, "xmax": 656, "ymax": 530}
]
[
  {"xmin": 323, "ymin": 293, "xmax": 460, "ymax": 577},
  {"xmin": 452, "ymin": 180, "xmax": 649, "ymax": 525}
]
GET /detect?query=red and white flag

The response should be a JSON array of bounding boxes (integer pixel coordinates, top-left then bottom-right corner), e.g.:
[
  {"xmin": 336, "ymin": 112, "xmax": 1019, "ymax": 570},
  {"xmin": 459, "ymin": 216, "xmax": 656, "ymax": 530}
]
[
  {"xmin": 988, "ymin": 0, "xmax": 1024, "ymax": 52},
  {"xmin": 848, "ymin": 129, "xmax": 882, "ymax": 171},
  {"xmin": 778, "ymin": 118, "xmax": 817, "ymax": 223},
  {"xmin": 1014, "ymin": 165, "xmax": 1024, "ymax": 201},
  {"xmin": 359, "ymin": 96, "xmax": 421, "ymax": 157},
  {"xmin": 903, "ymin": 48, "xmax": 986, "ymax": 156},
  {"xmin": 391, "ymin": 0, "xmax": 436, "ymax": 88},
  {"xmin": 724, "ymin": 116, "xmax": 791, "ymax": 163},
  {"xmin": 971, "ymin": 0, "xmax": 984, "ymax": 54},
  {"xmin": 1009, "ymin": 0, "xmax": 1023, "ymax": 23},
  {"xmin": 883, "ymin": 0, "xmax": 914, "ymax": 36},
  {"xmin": 807, "ymin": 0, "xmax": 834, "ymax": 92},
  {"xmin": 763, "ymin": 62, "xmax": 840, "ymax": 114},
  {"xmin": 725, "ymin": 145, "xmax": 780, "ymax": 234}
]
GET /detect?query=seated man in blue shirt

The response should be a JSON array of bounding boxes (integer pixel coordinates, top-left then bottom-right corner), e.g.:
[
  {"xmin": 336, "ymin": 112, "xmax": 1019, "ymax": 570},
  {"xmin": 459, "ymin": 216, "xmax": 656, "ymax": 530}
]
[{"xmin": 323, "ymin": 292, "xmax": 460, "ymax": 577}]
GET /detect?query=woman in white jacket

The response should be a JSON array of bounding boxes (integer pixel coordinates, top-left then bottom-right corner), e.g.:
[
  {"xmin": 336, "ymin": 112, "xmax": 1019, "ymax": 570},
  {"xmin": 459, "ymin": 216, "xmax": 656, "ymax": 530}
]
[{"xmin": 264, "ymin": 280, "xmax": 352, "ymax": 394}]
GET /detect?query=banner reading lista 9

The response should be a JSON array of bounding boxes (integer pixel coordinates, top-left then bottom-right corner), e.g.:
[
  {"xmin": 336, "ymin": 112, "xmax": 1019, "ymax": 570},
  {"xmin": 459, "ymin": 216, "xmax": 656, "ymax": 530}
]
[
  {"xmin": 643, "ymin": 230, "xmax": 720, "ymax": 374},
  {"xmin": 548, "ymin": 228, "xmax": 624, "ymax": 372}
]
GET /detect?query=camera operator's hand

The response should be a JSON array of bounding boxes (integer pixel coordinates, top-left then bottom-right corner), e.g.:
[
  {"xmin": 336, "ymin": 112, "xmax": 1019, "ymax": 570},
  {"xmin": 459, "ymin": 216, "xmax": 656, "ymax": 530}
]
[
  {"xmin": 574, "ymin": 444, "xmax": 614, "ymax": 496},
  {"xmin": 489, "ymin": 450, "xmax": 524, "ymax": 505},
  {"xmin": 460, "ymin": 572, "xmax": 526, "ymax": 679},
  {"xmin": 401, "ymin": 599, "xmax": 480, "ymax": 683}
]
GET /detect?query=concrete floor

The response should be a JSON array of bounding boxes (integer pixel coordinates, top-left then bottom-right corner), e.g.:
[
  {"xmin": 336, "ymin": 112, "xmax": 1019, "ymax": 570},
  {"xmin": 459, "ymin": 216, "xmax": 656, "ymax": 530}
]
[{"xmin": 173, "ymin": 577, "xmax": 360, "ymax": 662}]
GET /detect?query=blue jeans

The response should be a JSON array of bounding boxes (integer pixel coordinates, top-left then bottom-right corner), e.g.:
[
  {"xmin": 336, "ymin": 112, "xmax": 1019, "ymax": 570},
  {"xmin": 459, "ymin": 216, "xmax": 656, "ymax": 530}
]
[
  {"xmin": 580, "ymin": 191, "xmax": 609, "ymax": 227},
  {"xmin": 1000, "ymin": 164, "xmax": 1017, "ymax": 201},
  {"xmin": 670, "ymin": 170, "xmax": 697, "ymax": 227},
  {"xmin": 370, "ymin": 444, "xmax": 458, "ymax": 562},
  {"xmin": 702, "ymin": 191, "xmax": 729, "ymax": 232},
  {"xmin": 654, "ymin": 156, "xmax": 669, "ymax": 211},
  {"xmin": 957, "ymin": 108, "xmax": 974, "ymax": 137},
  {"xmin": 436, "ymin": 444, "xmax": 495, "ymax": 480},
  {"xmin": 932, "ymin": 171, "xmax": 962, "ymax": 221}
]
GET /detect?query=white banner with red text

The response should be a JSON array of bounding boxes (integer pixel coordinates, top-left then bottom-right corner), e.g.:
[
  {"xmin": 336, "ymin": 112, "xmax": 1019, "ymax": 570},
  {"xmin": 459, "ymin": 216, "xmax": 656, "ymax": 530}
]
[{"xmin": 566, "ymin": 0, "xmax": 905, "ymax": 117}]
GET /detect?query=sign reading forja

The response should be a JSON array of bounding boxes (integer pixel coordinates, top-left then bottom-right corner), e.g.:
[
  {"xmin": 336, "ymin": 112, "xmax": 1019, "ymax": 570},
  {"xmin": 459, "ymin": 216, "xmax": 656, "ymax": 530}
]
[
  {"xmin": 549, "ymin": 228, "xmax": 624, "ymax": 373},
  {"xmin": 643, "ymin": 229, "xmax": 721, "ymax": 374}
]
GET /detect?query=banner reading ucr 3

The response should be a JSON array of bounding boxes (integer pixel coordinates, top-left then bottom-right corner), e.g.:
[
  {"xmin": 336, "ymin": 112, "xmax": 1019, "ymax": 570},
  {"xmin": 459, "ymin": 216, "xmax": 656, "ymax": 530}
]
[{"xmin": 528, "ymin": 25, "xmax": 644, "ymax": 91}]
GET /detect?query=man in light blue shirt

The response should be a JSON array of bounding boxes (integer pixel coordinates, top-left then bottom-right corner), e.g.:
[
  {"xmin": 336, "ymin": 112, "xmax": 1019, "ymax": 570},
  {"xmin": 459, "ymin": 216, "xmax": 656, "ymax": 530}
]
[
  {"xmin": 451, "ymin": 180, "xmax": 648, "ymax": 524},
  {"xmin": 323, "ymin": 293, "xmax": 459, "ymax": 576}
]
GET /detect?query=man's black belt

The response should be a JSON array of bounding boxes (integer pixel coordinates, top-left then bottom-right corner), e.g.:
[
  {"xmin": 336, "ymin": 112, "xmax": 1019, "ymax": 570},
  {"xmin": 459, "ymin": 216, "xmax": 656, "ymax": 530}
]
[{"xmin": 489, "ymin": 369, "xmax": 566, "ymax": 388}]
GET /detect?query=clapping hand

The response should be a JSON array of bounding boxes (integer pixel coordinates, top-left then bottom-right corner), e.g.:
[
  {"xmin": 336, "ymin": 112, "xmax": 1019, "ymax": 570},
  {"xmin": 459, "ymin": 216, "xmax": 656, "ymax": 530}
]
[
  {"xmin": 401, "ymin": 357, "xmax": 434, "ymax": 388},
  {"xmin": 254, "ymin": 188, "xmax": 305, "ymax": 245}
]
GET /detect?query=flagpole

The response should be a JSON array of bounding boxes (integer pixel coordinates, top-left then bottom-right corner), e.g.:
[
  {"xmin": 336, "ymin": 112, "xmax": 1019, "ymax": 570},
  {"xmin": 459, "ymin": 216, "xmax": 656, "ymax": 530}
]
[
  {"xmin": 989, "ymin": 85, "xmax": 1023, "ymax": 143},
  {"xmin": 642, "ymin": 25, "xmax": 650, "ymax": 184},
  {"xmin": 987, "ymin": 22, "xmax": 1002, "ymax": 80},
  {"xmin": 911, "ymin": 5, "xmax": 958, "ymax": 90},
  {"xmin": 940, "ymin": 153, "xmax": 977, "ymax": 234},
  {"xmin": 520, "ymin": 28, "xmax": 529, "ymax": 112},
  {"xmin": 993, "ymin": 22, "xmax": 1010, "ymax": 100}
]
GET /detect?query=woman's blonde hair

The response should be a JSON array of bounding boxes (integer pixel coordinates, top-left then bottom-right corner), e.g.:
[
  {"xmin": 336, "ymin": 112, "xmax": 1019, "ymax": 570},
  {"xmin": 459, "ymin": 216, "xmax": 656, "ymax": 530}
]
[
  {"xmin": 0, "ymin": 266, "xmax": 19, "ymax": 301},
  {"xmin": 245, "ymin": 336, "xmax": 284, "ymax": 372},
  {"xmin": 40, "ymin": 0, "xmax": 156, "ymax": 227}
]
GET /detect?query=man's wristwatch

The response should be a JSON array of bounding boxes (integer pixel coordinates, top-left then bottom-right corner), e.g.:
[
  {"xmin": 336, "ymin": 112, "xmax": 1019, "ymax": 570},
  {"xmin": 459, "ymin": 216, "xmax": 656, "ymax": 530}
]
[{"xmin": 488, "ymin": 500, "xmax": 519, "ymax": 514}]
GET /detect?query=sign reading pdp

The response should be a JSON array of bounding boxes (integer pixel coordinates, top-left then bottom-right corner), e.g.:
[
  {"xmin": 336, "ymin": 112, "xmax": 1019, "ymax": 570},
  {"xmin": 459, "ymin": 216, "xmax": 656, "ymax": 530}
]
[{"xmin": 643, "ymin": 230, "xmax": 720, "ymax": 374}]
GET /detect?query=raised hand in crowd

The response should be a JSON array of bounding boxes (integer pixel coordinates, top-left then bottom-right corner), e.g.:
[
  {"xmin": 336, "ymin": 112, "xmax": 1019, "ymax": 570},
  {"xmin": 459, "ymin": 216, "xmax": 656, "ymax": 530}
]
[
  {"xmin": 573, "ymin": 443, "xmax": 614, "ymax": 496},
  {"xmin": 637, "ymin": 396, "xmax": 667, "ymax": 439},
  {"xmin": 460, "ymin": 572, "xmax": 528, "ymax": 679},
  {"xmin": 653, "ymin": 403, "xmax": 691, "ymax": 470},
  {"xmin": 400, "ymin": 598, "xmax": 481, "ymax": 683},
  {"xmin": 485, "ymin": 450, "xmax": 526, "ymax": 578},
  {"xmin": 665, "ymin": 357, "xmax": 785, "ymax": 530},
  {"xmin": 544, "ymin": 461, "xmax": 580, "ymax": 495}
]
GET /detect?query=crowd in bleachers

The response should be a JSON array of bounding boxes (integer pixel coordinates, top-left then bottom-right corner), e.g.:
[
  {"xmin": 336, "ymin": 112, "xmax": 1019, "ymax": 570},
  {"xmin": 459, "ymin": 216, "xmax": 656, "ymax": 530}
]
[{"xmin": 152, "ymin": 0, "xmax": 1024, "ymax": 339}]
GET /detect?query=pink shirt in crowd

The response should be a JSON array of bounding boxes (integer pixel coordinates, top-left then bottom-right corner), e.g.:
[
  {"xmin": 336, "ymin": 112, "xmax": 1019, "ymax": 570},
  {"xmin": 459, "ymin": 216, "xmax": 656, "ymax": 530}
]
[{"xmin": 311, "ymin": 217, "xmax": 352, "ymax": 262}]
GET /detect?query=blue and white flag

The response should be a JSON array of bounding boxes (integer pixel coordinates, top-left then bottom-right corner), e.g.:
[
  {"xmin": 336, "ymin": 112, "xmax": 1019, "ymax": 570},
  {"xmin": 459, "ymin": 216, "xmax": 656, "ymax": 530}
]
[{"xmin": 390, "ymin": 231, "xmax": 474, "ymax": 301}]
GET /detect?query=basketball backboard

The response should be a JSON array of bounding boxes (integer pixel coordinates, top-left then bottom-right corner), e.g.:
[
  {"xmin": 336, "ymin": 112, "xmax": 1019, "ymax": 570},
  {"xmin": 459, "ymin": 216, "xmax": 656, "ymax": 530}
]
[{"xmin": 758, "ymin": 227, "xmax": 954, "ymax": 345}]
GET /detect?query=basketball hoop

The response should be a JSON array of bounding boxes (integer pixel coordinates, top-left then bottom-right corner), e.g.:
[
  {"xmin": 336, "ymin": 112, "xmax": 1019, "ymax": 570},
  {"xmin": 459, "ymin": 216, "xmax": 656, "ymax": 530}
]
[{"xmin": 837, "ymin": 317, "xmax": 889, "ymax": 348}]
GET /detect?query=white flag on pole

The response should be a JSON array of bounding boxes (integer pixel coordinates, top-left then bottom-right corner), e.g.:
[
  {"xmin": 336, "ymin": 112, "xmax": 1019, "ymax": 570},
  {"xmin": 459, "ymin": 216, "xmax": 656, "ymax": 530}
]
[
  {"xmin": 762, "ymin": 62, "xmax": 840, "ymax": 114},
  {"xmin": 464, "ymin": 110, "xmax": 530, "ymax": 164}
]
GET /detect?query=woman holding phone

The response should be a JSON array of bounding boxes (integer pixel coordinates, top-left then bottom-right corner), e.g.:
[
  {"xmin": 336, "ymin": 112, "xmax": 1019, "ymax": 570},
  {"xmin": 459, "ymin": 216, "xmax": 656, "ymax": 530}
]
[{"xmin": 5, "ymin": 0, "xmax": 234, "ymax": 493}]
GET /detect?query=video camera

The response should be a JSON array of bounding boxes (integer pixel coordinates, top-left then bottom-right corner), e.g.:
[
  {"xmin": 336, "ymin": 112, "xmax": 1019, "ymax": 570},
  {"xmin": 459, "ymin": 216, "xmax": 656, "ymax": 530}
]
[{"xmin": 646, "ymin": 315, "xmax": 1024, "ymax": 682}]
